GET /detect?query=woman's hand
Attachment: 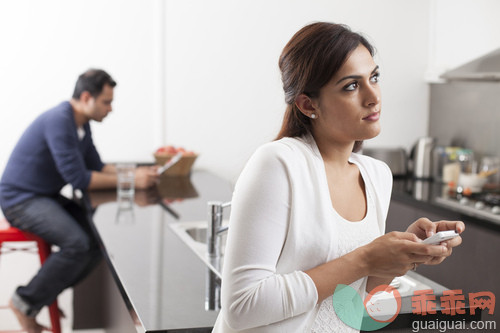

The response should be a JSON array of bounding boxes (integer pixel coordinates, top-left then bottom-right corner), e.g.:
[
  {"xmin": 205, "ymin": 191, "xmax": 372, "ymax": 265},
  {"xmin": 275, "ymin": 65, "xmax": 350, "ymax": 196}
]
[
  {"xmin": 406, "ymin": 217, "xmax": 465, "ymax": 266},
  {"xmin": 362, "ymin": 231, "xmax": 448, "ymax": 278}
]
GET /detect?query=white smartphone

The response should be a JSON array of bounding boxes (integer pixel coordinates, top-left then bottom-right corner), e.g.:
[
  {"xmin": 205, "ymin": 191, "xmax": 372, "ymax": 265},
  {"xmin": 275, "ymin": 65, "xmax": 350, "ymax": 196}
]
[{"xmin": 422, "ymin": 230, "xmax": 459, "ymax": 245}]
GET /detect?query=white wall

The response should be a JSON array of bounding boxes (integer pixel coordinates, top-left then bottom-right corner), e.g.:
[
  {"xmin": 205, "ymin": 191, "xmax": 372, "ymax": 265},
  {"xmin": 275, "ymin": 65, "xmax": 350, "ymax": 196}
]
[
  {"xmin": 0, "ymin": 0, "xmax": 164, "ymax": 168},
  {"xmin": 1, "ymin": 0, "xmax": 500, "ymax": 190},
  {"xmin": 427, "ymin": 0, "xmax": 500, "ymax": 79},
  {"xmin": 163, "ymin": 0, "xmax": 432, "ymax": 183}
]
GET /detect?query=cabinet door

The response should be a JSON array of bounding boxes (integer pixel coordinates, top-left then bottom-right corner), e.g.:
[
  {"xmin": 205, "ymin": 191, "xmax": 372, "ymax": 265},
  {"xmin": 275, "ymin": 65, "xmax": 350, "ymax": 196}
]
[
  {"xmin": 387, "ymin": 200, "xmax": 500, "ymax": 323},
  {"xmin": 386, "ymin": 201, "xmax": 420, "ymax": 232},
  {"xmin": 386, "ymin": 201, "xmax": 459, "ymax": 232}
]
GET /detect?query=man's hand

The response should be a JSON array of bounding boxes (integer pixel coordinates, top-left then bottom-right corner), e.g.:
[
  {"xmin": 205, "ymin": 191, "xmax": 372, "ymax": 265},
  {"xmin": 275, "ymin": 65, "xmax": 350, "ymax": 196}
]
[{"xmin": 135, "ymin": 165, "xmax": 159, "ymax": 189}]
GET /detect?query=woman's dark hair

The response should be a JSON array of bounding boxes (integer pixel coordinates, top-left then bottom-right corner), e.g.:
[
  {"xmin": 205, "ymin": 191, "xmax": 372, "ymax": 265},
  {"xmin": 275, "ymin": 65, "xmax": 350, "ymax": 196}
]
[
  {"xmin": 72, "ymin": 68, "xmax": 117, "ymax": 99},
  {"xmin": 275, "ymin": 22, "xmax": 375, "ymax": 152}
]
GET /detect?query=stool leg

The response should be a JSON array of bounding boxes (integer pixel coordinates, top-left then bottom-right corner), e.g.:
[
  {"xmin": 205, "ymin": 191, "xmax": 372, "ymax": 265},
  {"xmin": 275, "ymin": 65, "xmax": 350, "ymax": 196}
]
[
  {"xmin": 48, "ymin": 299, "xmax": 62, "ymax": 333},
  {"xmin": 36, "ymin": 240, "xmax": 62, "ymax": 333},
  {"xmin": 36, "ymin": 240, "xmax": 51, "ymax": 263}
]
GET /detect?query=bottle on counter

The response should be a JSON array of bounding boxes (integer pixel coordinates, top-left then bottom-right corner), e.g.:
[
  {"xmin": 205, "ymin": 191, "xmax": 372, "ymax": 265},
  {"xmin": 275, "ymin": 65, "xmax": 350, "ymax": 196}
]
[
  {"xmin": 480, "ymin": 155, "xmax": 500, "ymax": 188},
  {"xmin": 457, "ymin": 149, "xmax": 475, "ymax": 174},
  {"xmin": 434, "ymin": 147, "xmax": 475, "ymax": 186},
  {"xmin": 434, "ymin": 146, "xmax": 460, "ymax": 184}
]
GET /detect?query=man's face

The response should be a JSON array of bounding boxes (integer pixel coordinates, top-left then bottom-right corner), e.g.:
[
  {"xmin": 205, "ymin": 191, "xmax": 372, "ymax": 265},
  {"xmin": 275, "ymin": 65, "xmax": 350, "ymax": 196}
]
[{"xmin": 85, "ymin": 84, "xmax": 114, "ymax": 122}]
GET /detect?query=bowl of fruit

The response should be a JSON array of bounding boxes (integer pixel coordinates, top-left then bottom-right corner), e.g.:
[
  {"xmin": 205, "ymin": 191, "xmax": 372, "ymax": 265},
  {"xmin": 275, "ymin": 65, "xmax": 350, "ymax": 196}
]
[{"xmin": 154, "ymin": 145, "xmax": 198, "ymax": 176}]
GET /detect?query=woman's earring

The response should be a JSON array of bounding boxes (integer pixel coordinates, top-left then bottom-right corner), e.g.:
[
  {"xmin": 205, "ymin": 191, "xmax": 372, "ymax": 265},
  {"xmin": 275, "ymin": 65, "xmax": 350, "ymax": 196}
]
[{"xmin": 310, "ymin": 113, "xmax": 317, "ymax": 119}]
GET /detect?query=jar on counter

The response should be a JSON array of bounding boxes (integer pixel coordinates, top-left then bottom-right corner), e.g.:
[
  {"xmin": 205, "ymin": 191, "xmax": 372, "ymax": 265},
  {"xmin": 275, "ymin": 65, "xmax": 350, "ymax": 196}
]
[
  {"xmin": 457, "ymin": 149, "xmax": 475, "ymax": 174},
  {"xmin": 434, "ymin": 147, "xmax": 459, "ymax": 183},
  {"xmin": 435, "ymin": 147, "xmax": 475, "ymax": 185},
  {"xmin": 480, "ymin": 156, "xmax": 500, "ymax": 187}
]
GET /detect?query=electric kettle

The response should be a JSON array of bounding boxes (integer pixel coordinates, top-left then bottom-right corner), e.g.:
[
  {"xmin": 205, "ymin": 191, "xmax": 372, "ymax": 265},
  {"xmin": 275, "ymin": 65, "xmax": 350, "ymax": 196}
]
[{"xmin": 410, "ymin": 137, "xmax": 436, "ymax": 179}]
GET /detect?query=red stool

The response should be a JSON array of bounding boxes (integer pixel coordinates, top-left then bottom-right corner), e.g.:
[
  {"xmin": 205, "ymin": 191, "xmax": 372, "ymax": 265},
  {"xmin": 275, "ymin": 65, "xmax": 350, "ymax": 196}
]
[{"xmin": 0, "ymin": 218, "xmax": 61, "ymax": 333}]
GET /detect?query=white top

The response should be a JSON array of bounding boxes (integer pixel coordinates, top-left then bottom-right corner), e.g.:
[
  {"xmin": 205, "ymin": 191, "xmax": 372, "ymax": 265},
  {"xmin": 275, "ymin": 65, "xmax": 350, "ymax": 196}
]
[{"xmin": 213, "ymin": 134, "xmax": 393, "ymax": 332}]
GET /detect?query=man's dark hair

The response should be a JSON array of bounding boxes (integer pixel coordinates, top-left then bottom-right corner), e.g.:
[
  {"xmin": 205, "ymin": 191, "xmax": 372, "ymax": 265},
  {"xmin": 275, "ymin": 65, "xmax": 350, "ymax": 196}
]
[{"xmin": 72, "ymin": 69, "xmax": 117, "ymax": 99}]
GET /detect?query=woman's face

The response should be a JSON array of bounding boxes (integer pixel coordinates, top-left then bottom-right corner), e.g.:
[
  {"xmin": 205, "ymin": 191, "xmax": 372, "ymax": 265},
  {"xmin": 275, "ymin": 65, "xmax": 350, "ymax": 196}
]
[{"xmin": 311, "ymin": 45, "xmax": 381, "ymax": 147}]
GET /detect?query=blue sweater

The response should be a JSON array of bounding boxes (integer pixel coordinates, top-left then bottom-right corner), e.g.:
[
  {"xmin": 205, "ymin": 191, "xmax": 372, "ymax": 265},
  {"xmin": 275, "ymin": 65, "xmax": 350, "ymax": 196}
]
[{"xmin": 0, "ymin": 101, "xmax": 104, "ymax": 210}]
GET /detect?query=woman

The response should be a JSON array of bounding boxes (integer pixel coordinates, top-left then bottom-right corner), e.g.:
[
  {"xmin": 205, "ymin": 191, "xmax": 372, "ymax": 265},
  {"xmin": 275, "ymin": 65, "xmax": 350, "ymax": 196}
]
[{"xmin": 213, "ymin": 22, "xmax": 464, "ymax": 332}]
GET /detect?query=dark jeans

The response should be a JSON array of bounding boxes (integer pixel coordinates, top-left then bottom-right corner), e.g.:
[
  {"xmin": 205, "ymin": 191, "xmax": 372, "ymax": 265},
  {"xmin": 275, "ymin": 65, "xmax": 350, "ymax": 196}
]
[{"xmin": 2, "ymin": 195, "xmax": 102, "ymax": 316}]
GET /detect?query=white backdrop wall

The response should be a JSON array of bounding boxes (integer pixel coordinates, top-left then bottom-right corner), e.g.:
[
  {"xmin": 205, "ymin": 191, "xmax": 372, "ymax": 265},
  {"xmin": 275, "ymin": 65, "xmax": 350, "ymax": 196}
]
[
  {"xmin": 1, "ymin": 0, "xmax": 500, "ymax": 194},
  {"xmin": 164, "ymin": 0, "xmax": 432, "ymax": 183},
  {"xmin": 427, "ymin": 0, "xmax": 500, "ymax": 79},
  {"xmin": 0, "ymin": 0, "xmax": 164, "ymax": 167}
]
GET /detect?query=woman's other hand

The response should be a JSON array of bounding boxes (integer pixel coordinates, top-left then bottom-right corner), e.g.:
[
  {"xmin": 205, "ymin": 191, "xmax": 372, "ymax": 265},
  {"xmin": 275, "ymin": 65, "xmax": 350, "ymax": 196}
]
[
  {"xmin": 406, "ymin": 217, "xmax": 465, "ymax": 266},
  {"xmin": 362, "ymin": 231, "xmax": 449, "ymax": 278}
]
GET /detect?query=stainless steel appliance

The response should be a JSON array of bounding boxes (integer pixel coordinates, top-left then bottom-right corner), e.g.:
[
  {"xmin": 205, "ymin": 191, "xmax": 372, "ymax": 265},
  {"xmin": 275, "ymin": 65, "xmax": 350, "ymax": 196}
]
[
  {"xmin": 362, "ymin": 148, "xmax": 407, "ymax": 177},
  {"xmin": 410, "ymin": 137, "xmax": 436, "ymax": 179},
  {"xmin": 429, "ymin": 48, "xmax": 500, "ymax": 161},
  {"xmin": 435, "ymin": 192, "xmax": 500, "ymax": 224},
  {"xmin": 440, "ymin": 47, "xmax": 500, "ymax": 81}
]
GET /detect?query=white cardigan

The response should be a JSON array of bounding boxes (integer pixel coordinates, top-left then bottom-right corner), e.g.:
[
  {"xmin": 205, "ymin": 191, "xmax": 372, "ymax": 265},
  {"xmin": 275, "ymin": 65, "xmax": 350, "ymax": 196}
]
[{"xmin": 213, "ymin": 135, "xmax": 393, "ymax": 332}]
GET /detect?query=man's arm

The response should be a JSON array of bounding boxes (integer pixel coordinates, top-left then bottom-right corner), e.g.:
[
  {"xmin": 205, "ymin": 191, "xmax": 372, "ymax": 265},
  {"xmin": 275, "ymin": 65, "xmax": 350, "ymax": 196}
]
[
  {"xmin": 101, "ymin": 164, "xmax": 116, "ymax": 174},
  {"xmin": 88, "ymin": 166, "xmax": 117, "ymax": 190},
  {"xmin": 87, "ymin": 164, "xmax": 159, "ymax": 190}
]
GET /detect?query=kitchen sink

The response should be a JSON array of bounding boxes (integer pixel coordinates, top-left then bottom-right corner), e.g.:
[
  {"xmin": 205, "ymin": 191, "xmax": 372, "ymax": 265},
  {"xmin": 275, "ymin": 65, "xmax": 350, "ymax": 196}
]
[
  {"xmin": 185, "ymin": 225, "xmax": 208, "ymax": 243},
  {"xmin": 170, "ymin": 220, "xmax": 228, "ymax": 278}
]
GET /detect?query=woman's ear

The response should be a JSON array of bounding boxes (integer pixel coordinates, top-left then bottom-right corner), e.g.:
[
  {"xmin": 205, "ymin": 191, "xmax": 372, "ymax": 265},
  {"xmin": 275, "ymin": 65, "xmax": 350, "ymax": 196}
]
[{"xmin": 295, "ymin": 94, "xmax": 318, "ymax": 119}]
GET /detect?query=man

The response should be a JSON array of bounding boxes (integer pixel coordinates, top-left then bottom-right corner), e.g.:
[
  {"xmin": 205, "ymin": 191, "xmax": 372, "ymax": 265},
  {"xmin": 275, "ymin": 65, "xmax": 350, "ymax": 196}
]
[{"xmin": 0, "ymin": 69, "xmax": 158, "ymax": 332}]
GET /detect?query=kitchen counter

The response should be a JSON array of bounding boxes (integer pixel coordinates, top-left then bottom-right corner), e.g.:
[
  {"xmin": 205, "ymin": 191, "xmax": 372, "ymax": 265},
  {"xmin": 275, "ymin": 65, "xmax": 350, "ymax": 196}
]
[
  {"xmin": 86, "ymin": 172, "xmax": 481, "ymax": 332},
  {"xmin": 88, "ymin": 170, "xmax": 233, "ymax": 332},
  {"xmin": 388, "ymin": 177, "xmax": 499, "ymax": 325},
  {"xmin": 391, "ymin": 178, "xmax": 500, "ymax": 232}
]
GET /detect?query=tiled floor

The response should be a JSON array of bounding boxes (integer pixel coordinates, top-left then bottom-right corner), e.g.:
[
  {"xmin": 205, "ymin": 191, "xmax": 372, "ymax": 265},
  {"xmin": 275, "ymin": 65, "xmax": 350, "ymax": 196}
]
[{"xmin": 0, "ymin": 241, "xmax": 103, "ymax": 332}]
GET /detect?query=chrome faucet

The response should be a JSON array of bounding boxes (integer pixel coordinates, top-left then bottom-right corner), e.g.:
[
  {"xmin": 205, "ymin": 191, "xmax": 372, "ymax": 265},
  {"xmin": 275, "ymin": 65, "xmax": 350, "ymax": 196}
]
[{"xmin": 207, "ymin": 201, "xmax": 231, "ymax": 258}]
